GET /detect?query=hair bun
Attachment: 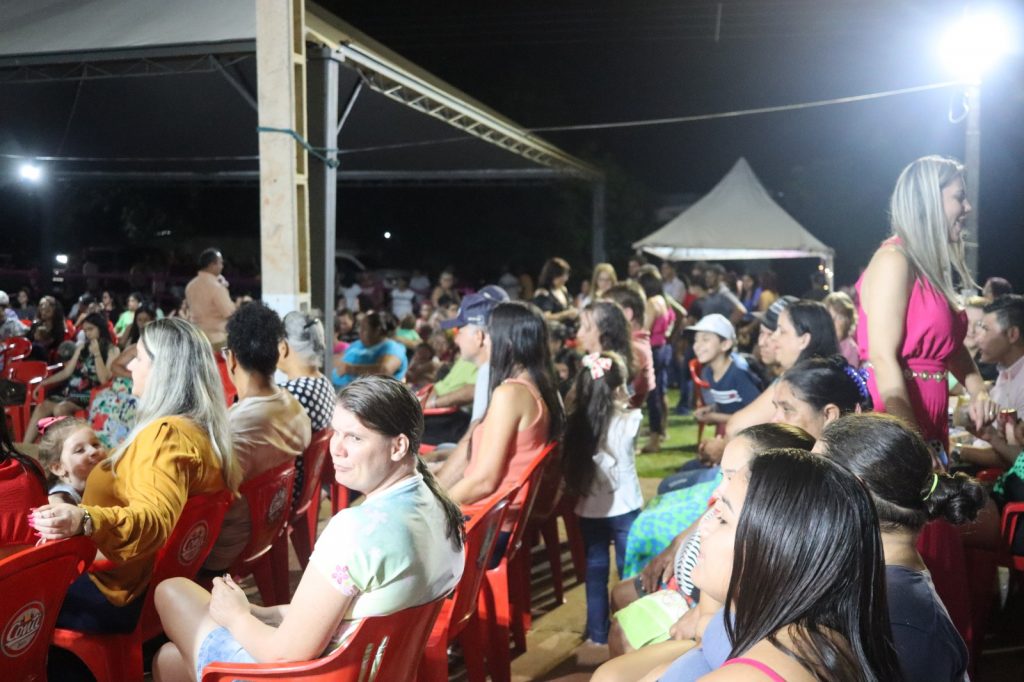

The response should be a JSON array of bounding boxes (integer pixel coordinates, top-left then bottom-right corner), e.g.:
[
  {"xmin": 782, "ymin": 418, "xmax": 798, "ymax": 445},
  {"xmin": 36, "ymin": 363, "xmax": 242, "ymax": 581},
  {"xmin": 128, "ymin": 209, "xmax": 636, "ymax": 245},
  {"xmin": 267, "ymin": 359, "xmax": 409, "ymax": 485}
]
[{"xmin": 923, "ymin": 472, "xmax": 987, "ymax": 525}]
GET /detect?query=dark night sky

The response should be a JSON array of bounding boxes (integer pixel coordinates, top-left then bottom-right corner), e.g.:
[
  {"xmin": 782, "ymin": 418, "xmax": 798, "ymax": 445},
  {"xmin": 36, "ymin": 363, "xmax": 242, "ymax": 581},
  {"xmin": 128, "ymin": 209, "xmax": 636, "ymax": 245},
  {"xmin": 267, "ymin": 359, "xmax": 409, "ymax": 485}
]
[
  {"xmin": 326, "ymin": 0, "xmax": 1024, "ymax": 288},
  {"xmin": 1, "ymin": 0, "xmax": 1022, "ymax": 295}
]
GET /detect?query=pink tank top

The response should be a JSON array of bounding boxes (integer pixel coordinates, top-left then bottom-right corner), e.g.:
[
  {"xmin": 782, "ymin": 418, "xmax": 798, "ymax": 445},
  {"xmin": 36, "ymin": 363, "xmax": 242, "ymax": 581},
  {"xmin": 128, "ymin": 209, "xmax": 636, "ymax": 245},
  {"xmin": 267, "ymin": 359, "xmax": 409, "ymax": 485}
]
[
  {"xmin": 465, "ymin": 378, "xmax": 550, "ymax": 517},
  {"xmin": 650, "ymin": 306, "xmax": 676, "ymax": 347},
  {"xmin": 722, "ymin": 657, "xmax": 786, "ymax": 681}
]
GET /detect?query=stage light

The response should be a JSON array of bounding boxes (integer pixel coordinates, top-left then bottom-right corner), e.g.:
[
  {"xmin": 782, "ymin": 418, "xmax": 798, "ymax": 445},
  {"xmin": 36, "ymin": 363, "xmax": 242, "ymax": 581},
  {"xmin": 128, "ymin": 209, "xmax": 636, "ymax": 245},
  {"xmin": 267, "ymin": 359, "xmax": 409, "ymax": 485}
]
[
  {"xmin": 55, "ymin": 254, "xmax": 68, "ymax": 265},
  {"xmin": 384, "ymin": 231, "xmax": 392, "ymax": 239}
]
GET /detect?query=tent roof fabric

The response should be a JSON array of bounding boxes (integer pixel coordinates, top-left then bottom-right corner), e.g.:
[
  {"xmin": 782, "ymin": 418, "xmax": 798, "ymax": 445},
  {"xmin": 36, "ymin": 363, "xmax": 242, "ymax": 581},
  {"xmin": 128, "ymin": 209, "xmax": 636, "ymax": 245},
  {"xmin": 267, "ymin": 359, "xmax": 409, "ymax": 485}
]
[
  {"xmin": 0, "ymin": 0, "xmax": 597, "ymax": 180},
  {"xmin": 0, "ymin": 0, "xmax": 255, "ymax": 58},
  {"xmin": 633, "ymin": 158, "xmax": 833, "ymax": 261}
]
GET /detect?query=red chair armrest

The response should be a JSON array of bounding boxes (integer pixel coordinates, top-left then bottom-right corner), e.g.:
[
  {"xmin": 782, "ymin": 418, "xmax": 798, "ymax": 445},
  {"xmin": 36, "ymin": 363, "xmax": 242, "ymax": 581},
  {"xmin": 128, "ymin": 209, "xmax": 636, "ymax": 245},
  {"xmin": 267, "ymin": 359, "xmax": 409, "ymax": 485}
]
[{"xmin": 1000, "ymin": 502, "xmax": 1024, "ymax": 550}]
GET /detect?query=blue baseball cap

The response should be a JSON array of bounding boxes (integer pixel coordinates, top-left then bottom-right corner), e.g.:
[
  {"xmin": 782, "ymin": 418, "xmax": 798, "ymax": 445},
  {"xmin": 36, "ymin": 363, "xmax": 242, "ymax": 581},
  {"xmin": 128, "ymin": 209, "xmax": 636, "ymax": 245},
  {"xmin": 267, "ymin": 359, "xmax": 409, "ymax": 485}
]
[{"xmin": 439, "ymin": 285, "xmax": 509, "ymax": 330}]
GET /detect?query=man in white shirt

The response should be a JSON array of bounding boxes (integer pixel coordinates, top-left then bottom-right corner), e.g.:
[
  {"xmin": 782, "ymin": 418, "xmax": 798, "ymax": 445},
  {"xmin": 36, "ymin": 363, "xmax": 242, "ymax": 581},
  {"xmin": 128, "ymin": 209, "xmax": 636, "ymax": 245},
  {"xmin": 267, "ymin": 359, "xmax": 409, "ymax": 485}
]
[
  {"xmin": 957, "ymin": 295, "xmax": 1024, "ymax": 471},
  {"xmin": 977, "ymin": 295, "xmax": 1024, "ymax": 414},
  {"xmin": 660, "ymin": 261, "xmax": 687, "ymax": 304},
  {"xmin": 185, "ymin": 248, "xmax": 235, "ymax": 349}
]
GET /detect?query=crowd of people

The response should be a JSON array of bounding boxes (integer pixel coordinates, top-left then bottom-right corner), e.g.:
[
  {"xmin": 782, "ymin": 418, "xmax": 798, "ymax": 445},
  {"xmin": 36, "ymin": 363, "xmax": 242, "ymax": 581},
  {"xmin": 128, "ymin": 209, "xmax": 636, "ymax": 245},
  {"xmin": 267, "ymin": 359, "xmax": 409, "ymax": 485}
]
[{"xmin": 0, "ymin": 153, "xmax": 1022, "ymax": 680}]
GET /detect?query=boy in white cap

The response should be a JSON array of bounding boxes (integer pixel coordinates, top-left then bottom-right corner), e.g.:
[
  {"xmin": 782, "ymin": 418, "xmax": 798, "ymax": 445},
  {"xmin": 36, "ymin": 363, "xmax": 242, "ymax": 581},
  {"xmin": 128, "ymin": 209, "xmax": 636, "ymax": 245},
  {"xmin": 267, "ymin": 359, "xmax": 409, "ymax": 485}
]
[
  {"xmin": 657, "ymin": 314, "xmax": 763, "ymax": 494},
  {"xmin": 688, "ymin": 313, "xmax": 762, "ymax": 428}
]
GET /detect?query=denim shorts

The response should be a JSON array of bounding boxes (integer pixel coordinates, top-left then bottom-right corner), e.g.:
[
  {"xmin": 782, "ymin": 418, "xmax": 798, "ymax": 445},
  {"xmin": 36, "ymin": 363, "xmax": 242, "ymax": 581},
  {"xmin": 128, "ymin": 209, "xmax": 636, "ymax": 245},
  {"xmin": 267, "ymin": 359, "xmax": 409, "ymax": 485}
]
[{"xmin": 195, "ymin": 626, "xmax": 257, "ymax": 679}]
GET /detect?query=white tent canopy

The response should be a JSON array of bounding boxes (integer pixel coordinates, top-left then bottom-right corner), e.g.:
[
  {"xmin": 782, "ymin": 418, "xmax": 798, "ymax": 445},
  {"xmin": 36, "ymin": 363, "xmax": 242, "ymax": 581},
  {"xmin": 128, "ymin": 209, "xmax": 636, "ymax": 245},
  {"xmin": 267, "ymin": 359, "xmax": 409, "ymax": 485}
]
[{"xmin": 633, "ymin": 158, "xmax": 834, "ymax": 263}]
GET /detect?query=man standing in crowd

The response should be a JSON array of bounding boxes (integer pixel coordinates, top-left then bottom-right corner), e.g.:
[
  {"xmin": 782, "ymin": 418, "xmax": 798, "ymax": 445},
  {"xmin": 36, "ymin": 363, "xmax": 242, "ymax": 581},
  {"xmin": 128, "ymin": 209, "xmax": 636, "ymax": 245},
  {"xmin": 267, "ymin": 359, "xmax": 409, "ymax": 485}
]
[
  {"xmin": 185, "ymin": 248, "xmax": 235, "ymax": 349},
  {"xmin": 660, "ymin": 261, "xmax": 687, "ymax": 304},
  {"xmin": 701, "ymin": 263, "xmax": 746, "ymax": 325}
]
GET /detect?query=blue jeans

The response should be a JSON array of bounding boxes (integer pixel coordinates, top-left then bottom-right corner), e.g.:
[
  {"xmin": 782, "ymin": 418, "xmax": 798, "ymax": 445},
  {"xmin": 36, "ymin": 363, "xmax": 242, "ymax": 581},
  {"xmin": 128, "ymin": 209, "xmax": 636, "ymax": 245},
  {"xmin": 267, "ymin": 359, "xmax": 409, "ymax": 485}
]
[
  {"xmin": 579, "ymin": 509, "xmax": 641, "ymax": 643},
  {"xmin": 647, "ymin": 344, "xmax": 673, "ymax": 435}
]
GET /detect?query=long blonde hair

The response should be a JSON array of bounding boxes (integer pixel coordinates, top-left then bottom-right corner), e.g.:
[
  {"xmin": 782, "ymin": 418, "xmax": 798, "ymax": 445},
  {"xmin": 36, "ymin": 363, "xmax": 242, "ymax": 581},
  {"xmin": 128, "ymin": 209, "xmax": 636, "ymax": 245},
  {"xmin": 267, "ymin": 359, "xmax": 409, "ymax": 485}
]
[
  {"xmin": 106, "ymin": 318, "xmax": 239, "ymax": 492},
  {"xmin": 590, "ymin": 262, "xmax": 618, "ymax": 298},
  {"xmin": 889, "ymin": 155, "xmax": 977, "ymax": 307}
]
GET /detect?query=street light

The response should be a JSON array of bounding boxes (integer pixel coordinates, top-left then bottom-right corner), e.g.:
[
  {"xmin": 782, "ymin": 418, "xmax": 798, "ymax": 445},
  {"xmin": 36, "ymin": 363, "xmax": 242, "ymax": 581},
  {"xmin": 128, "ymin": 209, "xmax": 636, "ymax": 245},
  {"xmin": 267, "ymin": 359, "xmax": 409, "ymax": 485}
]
[
  {"xmin": 18, "ymin": 163, "xmax": 42, "ymax": 182},
  {"xmin": 938, "ymin": 8, "xmax": 1016, "ymax": 280}
]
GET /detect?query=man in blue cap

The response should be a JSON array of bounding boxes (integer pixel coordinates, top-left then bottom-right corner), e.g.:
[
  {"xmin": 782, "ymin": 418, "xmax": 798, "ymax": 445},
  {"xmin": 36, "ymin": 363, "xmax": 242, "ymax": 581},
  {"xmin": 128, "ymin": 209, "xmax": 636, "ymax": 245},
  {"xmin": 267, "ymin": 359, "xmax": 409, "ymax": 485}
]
[{"xmin": 421, "ymin": 285, "xmax": 508, "ymax": 446}]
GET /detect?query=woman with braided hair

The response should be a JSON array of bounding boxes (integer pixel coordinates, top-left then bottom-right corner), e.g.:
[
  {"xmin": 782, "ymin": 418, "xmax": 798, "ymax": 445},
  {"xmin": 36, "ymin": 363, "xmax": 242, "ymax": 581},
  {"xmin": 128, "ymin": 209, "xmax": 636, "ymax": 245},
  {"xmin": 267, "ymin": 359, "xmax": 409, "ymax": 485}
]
[
  {"xmin": 152, "ymin": 375, "xmax": 464, "ymax": 680},
  {"xmin": 816, "ymin": 413, "xmax": 986, "ymax": 681}
]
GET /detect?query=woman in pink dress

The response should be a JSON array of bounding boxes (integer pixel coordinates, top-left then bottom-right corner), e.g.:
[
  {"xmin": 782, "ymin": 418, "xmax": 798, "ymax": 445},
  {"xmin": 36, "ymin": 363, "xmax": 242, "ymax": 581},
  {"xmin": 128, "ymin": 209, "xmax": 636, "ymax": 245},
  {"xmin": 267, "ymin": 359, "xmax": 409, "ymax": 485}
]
[{"xmin": 857, "ymin": 155, "xmax": 995, "ymax": 456}]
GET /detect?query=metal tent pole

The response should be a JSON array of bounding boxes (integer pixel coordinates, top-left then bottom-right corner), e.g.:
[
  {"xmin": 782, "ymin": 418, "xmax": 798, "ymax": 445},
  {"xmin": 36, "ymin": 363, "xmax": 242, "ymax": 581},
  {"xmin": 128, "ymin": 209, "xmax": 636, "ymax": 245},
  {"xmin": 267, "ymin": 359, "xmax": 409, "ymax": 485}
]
[{"xmin": 308, "ymin": 46, "xmax": 339, "ymax": 372}]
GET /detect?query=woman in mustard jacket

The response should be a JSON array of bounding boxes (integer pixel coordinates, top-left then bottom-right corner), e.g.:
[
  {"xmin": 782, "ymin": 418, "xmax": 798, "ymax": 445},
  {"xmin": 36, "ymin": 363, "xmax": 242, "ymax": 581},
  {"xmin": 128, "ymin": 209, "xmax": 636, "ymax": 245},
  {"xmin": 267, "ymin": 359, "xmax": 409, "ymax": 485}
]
[{"xmin": 32, "ymin": 317, "xmax": 240, "ymax": 635}]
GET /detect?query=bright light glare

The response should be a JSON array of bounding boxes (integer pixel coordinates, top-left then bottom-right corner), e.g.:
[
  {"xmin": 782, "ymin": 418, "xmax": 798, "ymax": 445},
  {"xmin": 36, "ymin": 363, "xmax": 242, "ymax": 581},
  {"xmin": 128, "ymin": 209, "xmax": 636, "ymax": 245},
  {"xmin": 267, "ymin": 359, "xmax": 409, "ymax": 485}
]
[
  {"xmin": 19, "ymin": 163, "xmax": 42, "ymax": 182},
  {"xmin": 939, "ymin": 10, "xmax": 1015, "ymax": 82},
  {"xmin": 383, "ymin": 231, "xmax": 392, "ymax": 239},
  {"xmin": 55, "ymin": 254, "xmax": 69, "ymax": 265}
]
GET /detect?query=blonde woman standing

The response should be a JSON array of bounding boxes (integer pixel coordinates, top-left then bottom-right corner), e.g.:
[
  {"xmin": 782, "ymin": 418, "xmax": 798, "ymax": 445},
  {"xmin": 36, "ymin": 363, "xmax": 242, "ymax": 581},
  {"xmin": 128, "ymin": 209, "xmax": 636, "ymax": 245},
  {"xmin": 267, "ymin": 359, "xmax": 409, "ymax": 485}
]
[{"xmin": 856, "ymin": 156, "xmax": 994, "ymax": 453}]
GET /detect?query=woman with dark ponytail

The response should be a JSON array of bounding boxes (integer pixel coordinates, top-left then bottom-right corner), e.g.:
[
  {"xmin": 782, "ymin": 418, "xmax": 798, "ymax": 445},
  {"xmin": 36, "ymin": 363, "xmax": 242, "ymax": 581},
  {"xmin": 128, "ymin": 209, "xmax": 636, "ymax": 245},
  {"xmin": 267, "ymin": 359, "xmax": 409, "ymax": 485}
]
[
  {"xmin": 817, "ymin": 412, "xmax": 987, "ymax": 681},
  {"xmin": 770, "ymin": 354, "xmax": 871, "ymax": 436},
  {"xmin": 153, "ymin": 375, "xmax": 464, "ymax": 679}
]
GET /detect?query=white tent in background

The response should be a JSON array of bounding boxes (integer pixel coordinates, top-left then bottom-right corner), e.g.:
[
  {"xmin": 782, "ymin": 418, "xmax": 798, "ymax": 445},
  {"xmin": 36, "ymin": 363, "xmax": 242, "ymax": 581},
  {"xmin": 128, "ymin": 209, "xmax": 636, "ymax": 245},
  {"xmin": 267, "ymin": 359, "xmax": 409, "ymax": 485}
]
[{"xmin": 633, "ymin": 158, "xmax": 834, "ymax": 283}]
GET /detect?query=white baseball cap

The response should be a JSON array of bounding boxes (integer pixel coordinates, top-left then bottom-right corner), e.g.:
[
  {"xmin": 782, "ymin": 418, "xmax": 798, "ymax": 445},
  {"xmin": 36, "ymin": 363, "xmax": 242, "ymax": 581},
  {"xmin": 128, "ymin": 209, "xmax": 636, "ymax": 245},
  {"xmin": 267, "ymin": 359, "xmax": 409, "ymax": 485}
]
[{"xmin": 686, "ymin": 313, "xmax": 736, "ymax": 340}]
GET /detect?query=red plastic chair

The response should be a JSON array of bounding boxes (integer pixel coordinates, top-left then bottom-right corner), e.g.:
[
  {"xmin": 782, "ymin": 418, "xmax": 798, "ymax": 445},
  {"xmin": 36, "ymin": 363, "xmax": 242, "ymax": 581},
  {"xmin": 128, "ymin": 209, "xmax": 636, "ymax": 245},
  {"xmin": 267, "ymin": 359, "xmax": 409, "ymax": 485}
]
[
  {"xmin": 226, "ymin": 461, "xmax": 297, "ymax": 606},
  {"xmin": 322, "ymin": 447, "xmax": 354, "ymax": 515},
  {"xmin": 4, "ymin": 360, "xmax": 50, "ymax": 442},
  {"xmin": 52, "ymin": 490, "xmax": 232, "ymax": 682},
  {"xmin": 283, "ymin": 428, "xmax": 333, "ymax": 571},
  {"xmin": 214, "ymin": 352, "xmax": 237, "ymax": 407},
  {"xmin": 3, "ymin": 336, "xmax": 31, "ymax": 364},
  {"xmin": 0, "ymin": 537, "xmax": 94, "ymax": 682},
  {"xmin": 202, "ymin": 596, "xmax": 445, "ymax": 682},
  {"xmin": 538, "ymin": 494, "xmax": 586, "ymax": 599},
  {"xmin": 476, "ymin": 441, "xmax": 559, "ymax": 682},
  {"xmin": 689, "ymin": 358, "xmax": 713, "ymax": 442},
  {"xmin": 1001, "ymin": 501, "xmax": 1024, "ymax": 574},
  {"xmin": 418, "ymin": 487, "xmax": 516, "ymax": 682}
]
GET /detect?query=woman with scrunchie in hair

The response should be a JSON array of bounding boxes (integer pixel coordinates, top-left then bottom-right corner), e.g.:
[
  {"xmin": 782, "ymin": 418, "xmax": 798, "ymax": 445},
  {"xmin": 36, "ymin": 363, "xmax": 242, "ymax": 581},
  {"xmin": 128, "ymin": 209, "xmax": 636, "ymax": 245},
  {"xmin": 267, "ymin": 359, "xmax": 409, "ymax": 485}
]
[{"xmin": 817, "ymin": 412, "xmax": 987, "ymax": 681}]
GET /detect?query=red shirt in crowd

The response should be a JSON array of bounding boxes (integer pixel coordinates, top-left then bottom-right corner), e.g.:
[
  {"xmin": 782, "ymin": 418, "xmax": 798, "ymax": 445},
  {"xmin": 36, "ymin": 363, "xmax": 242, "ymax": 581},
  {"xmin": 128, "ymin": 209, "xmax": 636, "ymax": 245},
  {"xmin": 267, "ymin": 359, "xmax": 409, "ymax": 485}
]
[{"xmin": 630, "ymin": 329, "xmax": 655, "ymax": 409}]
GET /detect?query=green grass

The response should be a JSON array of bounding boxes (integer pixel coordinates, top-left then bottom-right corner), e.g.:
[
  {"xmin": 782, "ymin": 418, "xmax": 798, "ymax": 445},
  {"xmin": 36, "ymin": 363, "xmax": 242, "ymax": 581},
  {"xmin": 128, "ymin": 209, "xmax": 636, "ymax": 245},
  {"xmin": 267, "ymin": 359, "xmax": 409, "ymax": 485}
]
[{"xmin": 635, "ymin": 388, "xmax": 701, "ymax": 479}]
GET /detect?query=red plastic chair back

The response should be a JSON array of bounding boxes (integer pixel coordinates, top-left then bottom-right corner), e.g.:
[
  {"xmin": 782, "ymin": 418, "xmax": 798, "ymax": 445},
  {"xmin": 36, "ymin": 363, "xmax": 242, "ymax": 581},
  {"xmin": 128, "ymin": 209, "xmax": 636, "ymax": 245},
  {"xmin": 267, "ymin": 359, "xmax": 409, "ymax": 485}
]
[
  {"xmin": 202, "ymin": 597, "xmax": 445, "ymax": 682},
  {"xmin": 227, "ymin": 461, "xmax": 297, "ymax": 605},
  {"xmin": 286, "ymin": 429, "xmax": 333, "ymax": 570},
  {"xmin": 292, "ymin": 429, "xmax": 332, "ymax": 522},
  {"xmin": 214, "ymin": 353, "xmax": 237, "ymax": 407},
  {"xmin": 1001, "ymin": 501, "xmax": 1024, "ymax": 572},
  {"xmin": 5, "ymin": 359, "xmax": 48, "ymax": 384},
  {"xmin": 417, "ymin": 488, "xmax": 515, "ymax": 682},
  {"xmin": 0, "ymin": 537, "xmax": 94, "ymax": 681},
  {"xmin": 450, "ymin": 488, "xmax": 515, "ymax": 635},
  {"xmin": 3, "ymin": 336, "xmax": 31, "ymax": 364},
  {"xmin": 506, "ymin": 441, "xmax": 559, "ymax": 565},
  {"xmin": 52, "ymin": 491, "xmax": 233, "ymax": 681},
  {"xmin": 236, "ymin": 462, "xmax": 297, "ymax": 564},
  {"xmin": 139, "ymin": 489, "xmax": 233, "ymax": 640},
  {"xmin": 4, "ymin": 360, "xmax": 50, "ymax": 441}
]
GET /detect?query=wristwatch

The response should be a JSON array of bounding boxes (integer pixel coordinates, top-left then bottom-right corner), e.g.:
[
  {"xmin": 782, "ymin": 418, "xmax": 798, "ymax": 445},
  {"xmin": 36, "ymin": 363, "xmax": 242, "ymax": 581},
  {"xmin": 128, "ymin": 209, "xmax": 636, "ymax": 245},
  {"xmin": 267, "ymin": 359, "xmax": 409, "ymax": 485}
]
[{"xmin": 79, "ymin": 509, "xmax": 94, "ymax": 537}]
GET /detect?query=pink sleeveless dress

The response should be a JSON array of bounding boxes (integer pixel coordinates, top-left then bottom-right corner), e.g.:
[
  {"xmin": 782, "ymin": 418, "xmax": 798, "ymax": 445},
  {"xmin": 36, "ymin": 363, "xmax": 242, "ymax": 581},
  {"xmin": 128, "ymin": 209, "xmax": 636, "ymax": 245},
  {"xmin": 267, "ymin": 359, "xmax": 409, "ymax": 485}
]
[
  {"xmin": 855, "ymin": 238, "xmax": 967, "ymax": 447},
  {"xmin": 464, "ymin": 378, "xmax": 551, "ymax": 528}
]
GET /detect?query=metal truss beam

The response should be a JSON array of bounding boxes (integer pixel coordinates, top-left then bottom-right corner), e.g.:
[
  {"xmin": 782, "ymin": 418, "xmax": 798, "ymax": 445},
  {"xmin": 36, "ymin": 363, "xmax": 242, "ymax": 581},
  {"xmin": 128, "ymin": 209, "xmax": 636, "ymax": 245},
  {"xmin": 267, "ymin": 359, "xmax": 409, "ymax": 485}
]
[{"xmin": 0, "ymin": 53, "xmax": 252, "ymax": 84}]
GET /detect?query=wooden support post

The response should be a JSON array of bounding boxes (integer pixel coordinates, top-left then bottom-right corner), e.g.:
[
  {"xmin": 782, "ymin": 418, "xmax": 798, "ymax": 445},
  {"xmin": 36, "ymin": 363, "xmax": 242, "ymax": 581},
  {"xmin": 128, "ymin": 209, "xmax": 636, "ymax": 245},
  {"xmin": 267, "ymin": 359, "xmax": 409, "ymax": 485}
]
[{"xmin": 256, "ymin": 0, "xmax": 311, "ymax": 315}]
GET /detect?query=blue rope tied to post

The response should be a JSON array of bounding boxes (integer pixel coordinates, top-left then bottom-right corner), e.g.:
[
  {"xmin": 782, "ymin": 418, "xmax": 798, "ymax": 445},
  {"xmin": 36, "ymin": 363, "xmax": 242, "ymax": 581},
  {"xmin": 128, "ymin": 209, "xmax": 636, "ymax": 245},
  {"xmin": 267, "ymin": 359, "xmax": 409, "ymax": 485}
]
[{"xmin": 257, "ymin": 126, "xmax": 340, "ymax": 168}]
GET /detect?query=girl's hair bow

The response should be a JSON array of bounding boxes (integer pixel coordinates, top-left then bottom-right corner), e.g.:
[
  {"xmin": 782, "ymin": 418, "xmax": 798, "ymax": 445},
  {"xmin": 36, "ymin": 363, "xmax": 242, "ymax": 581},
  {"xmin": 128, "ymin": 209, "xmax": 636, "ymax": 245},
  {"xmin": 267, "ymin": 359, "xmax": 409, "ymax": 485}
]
[{"xmin": 582, "ymin": 352, "xmax": 613, "ymax": 380}]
